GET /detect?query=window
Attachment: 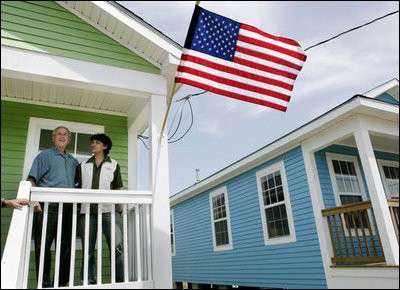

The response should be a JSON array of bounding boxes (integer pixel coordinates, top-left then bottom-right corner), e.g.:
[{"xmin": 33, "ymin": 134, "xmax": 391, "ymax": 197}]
[
  {"xmin": 256, "ymin": 161, "xmax": 296, "ymax": 245},
  {"xmin": 326, "ymin": 153, "xmax": 370, "ymax": 231},
  {"xmin": 209, "ymin": 186, "xmax": 233, "ymax": 251},
  {"xmin": 23, "ymin": 117, "xmax": 104, "ymax": 180},
  {"xmin": 378, "ymin": 160, "xmax": 399, "ymax": 199},
  {"xmin": 326, "ymin": 153, "xmax": 367, "ymax": 207},
  {"xmin": 38, "ymin": 129, "xmax": 93, "ymax": 163},
  {"xmin": 170, "ymin": 209, "xmax": 176, "ymax": 256}
]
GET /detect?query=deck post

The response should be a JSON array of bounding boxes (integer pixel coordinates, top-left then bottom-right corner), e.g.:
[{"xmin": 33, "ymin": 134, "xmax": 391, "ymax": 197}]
[
  {"xmin": 353, "ymin": 123, "xmax": 399, "ymax": 265},
  {"xmin": 149, "ymin": 94, "xmax": 173, "ymax": 288}
]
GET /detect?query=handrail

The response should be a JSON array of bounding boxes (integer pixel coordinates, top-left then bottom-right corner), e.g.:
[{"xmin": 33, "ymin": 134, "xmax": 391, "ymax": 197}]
[
  {"xmin": 321, "ymin": 199, "xmax": 399, "ymax": 265},
  {"xmin": 321, "ymin": 200, "xmax": 373, "ymax": 216},
  {"xmin": 30, "ymin": 187, "xmax": 152, "ymax": 204},
  {"xmin": 1, "ymin": 181, "xmax": 155, "ymax": 289}
]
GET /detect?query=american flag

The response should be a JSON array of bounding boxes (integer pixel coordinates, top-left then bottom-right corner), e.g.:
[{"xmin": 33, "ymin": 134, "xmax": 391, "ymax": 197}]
[{"xmin": 175, "ymin": 5, "xmax": 307, "ymax": 112}]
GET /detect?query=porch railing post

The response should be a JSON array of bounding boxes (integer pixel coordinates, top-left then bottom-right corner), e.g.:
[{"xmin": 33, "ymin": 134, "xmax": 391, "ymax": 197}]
[
  {"xmin": 1, "ymin": 181, "xmax": 31, "ymax": 289},
  {"xmin": 354, "ymin": 125, "xmax": 399, "ymax": 265},
  {"xmin": 149, "ymin": 94, "xmax": 173, "ymax": 289}
]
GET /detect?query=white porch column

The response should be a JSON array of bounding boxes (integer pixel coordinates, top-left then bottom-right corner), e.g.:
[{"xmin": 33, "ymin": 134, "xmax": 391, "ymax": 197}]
[
  {"xmin": 353, "ymin": 125, "xmax": 399, "ymax": 265},
  {"xmin": 149, "ymin": 94, "xmax": 173, "ymax": 288}
]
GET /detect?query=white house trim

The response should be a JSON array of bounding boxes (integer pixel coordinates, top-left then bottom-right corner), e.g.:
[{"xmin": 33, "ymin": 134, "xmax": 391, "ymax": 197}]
[
  {"xmin": 353, "ymin": 118, "xmax": 399, "ymax": 266},
  {"xmin": 1, "ymin": 45, "xmax": 167, "ymax": 97},
  {"xmin": 149, "ymin": 94, "xmax": 172, "ymax": 288}
]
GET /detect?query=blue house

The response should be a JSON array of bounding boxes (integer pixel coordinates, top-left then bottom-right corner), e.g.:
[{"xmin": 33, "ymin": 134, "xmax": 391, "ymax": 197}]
[{"xmin": 170, "ymin": 79, "xmax": 399, "ymax": 289}]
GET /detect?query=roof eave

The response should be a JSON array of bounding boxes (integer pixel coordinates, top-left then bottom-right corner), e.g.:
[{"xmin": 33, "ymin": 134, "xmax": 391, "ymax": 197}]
[{"xmin": 170, "ymin": 96, "xmax": 398, "ymax": 206}]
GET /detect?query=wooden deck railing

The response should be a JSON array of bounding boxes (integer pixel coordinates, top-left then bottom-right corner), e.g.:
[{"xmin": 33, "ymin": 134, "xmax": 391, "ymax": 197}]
[
  {"xmin": 321, "ymin": 199, "xmax": 399, "ymax": 265},
  {"xmin": 387, "ymin": 199, "xmax": 399, "ymax": 243}
]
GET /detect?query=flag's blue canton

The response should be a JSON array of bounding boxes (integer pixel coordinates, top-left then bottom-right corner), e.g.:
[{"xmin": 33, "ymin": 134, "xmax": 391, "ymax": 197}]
[{"xmin": 190, "ymin": 10, "xmax": 241, "ymax": 61}]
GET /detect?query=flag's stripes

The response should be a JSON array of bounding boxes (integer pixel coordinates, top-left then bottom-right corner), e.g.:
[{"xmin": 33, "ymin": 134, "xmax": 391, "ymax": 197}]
[
  {"xmin": 240, "ymin": 23, "xmax": 302, "ymax": 47},
  {"xmin": 234, "ymin": 56, "xmax": 298, "ymax": 80},
  {"xmin": 177, "ymin": 64, "xmax": 291, "ymax": 101},
  {"xmin": 175, "ymin": 71, "xmax": 290, "ymax": 107},
  {"xmin": 183, "ymin": 49, "xmax": 296, "ymax": 85},
  {"xmin": 175, "ymin": 76, "xmax": 288, "ymax": 112},
  {"xmin": 239, "ymin": 27, "xmax": 305, "ymax": 59},
  {"xmin": 235, "ymin": 46, "xmax": 303, "ymax": 71},
  {"xmin": 238, "ymin": 34, "xmax": 306, "ymax": 64},
  {"xmin": 180, "ymin": 53, "xmax": 294, "ymax": 91}
]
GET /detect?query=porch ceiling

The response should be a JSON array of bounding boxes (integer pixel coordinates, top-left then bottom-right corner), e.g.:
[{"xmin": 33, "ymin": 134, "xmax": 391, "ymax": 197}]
[
  {"xmin": 1, "ymin": 75, "xmax": 148, "ymax": 117},
  {"xmin": 338, "ymin": 133, "xmax": 399, "ymax": 154}
]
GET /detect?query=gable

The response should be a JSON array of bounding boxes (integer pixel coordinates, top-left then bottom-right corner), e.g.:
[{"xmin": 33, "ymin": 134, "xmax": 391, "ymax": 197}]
[
  {"xmin": 1, "ymin": 1, "xmax": 160, "ymax": 74},
  {"xmin": 375, "ymin": 92, "xmax": 399, "ymax": 105}
]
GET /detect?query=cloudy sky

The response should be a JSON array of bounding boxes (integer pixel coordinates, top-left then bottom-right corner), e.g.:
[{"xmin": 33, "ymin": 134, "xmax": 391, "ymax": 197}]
[{"xmin": 118, "ymin": 1, "xmax": 399, "ymax": 195}]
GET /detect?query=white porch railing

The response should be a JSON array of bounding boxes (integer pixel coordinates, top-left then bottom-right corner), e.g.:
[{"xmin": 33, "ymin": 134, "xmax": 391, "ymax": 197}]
[{"xmin": 1, "ymin": 181, "xmax": 154, "ymax": 289}]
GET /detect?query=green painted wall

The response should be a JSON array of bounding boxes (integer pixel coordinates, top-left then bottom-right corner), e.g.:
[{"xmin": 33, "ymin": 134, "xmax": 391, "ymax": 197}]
[
  {"xmin": 1, "ymin": 100, "xmax": 128, "ymax": 287},
  {"xmin": 1, "ymin": 1, "xmax": 160, "ymax": 74}
]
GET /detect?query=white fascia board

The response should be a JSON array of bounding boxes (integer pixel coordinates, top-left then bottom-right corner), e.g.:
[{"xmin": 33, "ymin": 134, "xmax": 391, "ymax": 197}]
[
  {"xmin": 170, "ymin": 96, "xmax": 398, "ymax": 206},
  {"xmin": 89, "ymin": 1, "xmax": 182, "ymax": 59},
  {"xmin": 1, "ymin": 45, "xmax": 167, "ymax": 96},
  {"xmin": 363, "ymin": 78, "xmax": 399, "ymax": 100}
]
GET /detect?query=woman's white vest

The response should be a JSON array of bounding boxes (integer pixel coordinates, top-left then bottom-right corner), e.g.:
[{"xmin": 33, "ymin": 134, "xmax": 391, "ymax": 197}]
[{"xmin": 80, "ymin": 158, "xmax": 119, "ymax": 214}]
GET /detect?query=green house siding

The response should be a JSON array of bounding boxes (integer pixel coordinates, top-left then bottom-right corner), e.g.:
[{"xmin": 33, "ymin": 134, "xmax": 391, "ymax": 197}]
[
  {"xmin": 1, "ymin": 100, "xmax": 128, "ymax": 287},
  {"xmin": 1, "ymin": 1, "xmax": 160, "ymax": 74}
]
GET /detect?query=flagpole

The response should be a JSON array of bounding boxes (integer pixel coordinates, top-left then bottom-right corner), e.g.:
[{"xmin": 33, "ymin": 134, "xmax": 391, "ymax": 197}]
[
  {"xmin": 159, "ymin": 82, "xmax": 177, "ymax": 140},
  {"xmin": 159, "ymin": 1, "xmax": 199, "ymax": 141}
]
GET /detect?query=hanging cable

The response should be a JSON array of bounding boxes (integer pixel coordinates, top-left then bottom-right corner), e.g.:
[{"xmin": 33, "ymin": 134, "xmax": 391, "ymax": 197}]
[
  {"xmin": 304, "ymin": 10, "xmax": 399, "ymax": 51},
  {"xmin": 168, "ymin": 98, "xmax": 194, "ymax": 144},
  {"xmin": 138, "ymin": 91, "xmax": 198, "ymax": 149}
]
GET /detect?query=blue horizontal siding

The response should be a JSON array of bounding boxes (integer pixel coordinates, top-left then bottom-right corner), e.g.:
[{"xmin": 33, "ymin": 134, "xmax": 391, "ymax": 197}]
[{"xmin": 172, "ymin": 146, "xmax": 327, "ymax": 289}]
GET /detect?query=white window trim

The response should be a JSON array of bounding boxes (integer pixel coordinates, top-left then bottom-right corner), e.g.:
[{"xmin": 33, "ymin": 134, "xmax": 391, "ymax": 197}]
[
  {"xmin": 326, "ymin": 153, "xmax": 375, "ymax": 236},
  {"xmin": 23, "ymin": 117, "xmax": 104, "ymax": 180},
  {"xmin": 170, "ymin": 209, "xmax": 176, "ymax": 256},
  {"xmin": 377, "ymin": 159, "xmax": 399, "ymax": 199},
  {"xmin": 256, "ymin": 160, "xmax": 296, "ymax": 246},
  {"xmin": 209, "ymin": 186, "xmax": 233, "ymax": 251}
]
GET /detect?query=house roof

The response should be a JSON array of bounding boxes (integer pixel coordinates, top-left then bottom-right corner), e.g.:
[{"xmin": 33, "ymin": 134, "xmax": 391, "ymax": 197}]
[{"xmin": 170, "ymin": 79, "xmax": 399, "ymax": 206}]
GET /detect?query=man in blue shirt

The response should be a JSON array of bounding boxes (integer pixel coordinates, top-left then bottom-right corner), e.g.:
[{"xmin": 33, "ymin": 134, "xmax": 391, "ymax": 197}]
[{"xmin": 28, "ymin": 126, "xmax": 79, "ymax": 288}]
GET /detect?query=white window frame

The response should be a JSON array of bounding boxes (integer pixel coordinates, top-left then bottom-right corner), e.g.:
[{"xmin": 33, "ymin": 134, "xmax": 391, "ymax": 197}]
[
  {"xmin": 256, "ymin": 160, "xmax": 296, "ymax": 246},
  {"xmin": 326, "ymin": 153, "xmax": 368, "ymax": 207},
  {"xmin": 377, "ymin": 159, "xmax": 399, "ymax": 199},
  {"xmin": 170, "ymin": 209, "xmax": 176, "ymax": 256},
  {"xmin": 326, "ymin": 153, "xmax": 375, "ymax": 236},
  {"xmin": 209, "ymin": 186, "xmax": 233, "ymax": 251},
  {"xmin": 23, "ymin": 117, "xmax": 104, "ymax": 180}
]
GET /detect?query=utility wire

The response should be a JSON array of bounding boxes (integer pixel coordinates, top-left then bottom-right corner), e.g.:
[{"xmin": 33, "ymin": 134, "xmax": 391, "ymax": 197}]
[
  {"xmin": 304, "ymin": 10, "xmax": 399, "ymax": 51},
  {"xmin": 138, "ymin": 10, "xmax": 399, "ymax": 147}
]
